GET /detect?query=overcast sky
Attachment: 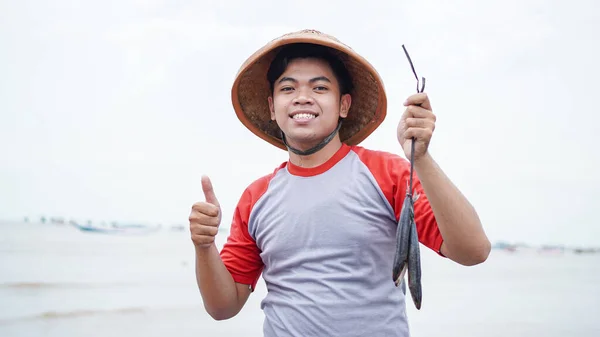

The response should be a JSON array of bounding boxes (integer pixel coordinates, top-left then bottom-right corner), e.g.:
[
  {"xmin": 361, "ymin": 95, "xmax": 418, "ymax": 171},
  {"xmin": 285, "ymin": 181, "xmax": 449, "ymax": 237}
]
[{"xmin": 1, "ymin": 0, "xmax": 598, "ymax": 246}]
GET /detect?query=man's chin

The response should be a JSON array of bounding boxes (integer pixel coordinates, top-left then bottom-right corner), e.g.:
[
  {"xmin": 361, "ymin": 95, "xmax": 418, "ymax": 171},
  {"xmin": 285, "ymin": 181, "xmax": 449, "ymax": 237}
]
[{"xmin": 283, "ymin": 132, "xmax": 322, "ymax": 150}]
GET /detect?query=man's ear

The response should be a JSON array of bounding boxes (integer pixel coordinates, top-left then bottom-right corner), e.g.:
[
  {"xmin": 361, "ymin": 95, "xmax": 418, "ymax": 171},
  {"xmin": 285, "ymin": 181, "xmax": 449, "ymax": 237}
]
[
  {"xmin": 268, "ymin": 96, "xmax": 276, "ymax": 120},
  {"xmin": 339, "ymin": 94, "xmax": 352, "ymax": 118}
]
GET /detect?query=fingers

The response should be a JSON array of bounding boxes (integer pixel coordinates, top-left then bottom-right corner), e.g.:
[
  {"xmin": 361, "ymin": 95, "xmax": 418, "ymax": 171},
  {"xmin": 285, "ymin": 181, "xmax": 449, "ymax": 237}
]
[
  {"xmin": 190, "ymin": 176, "xmax": 222, "ymax": 248},
  {"xmin": 190, "ymin": 222, "xmax": 219, "ymax": 236},
  {"xmin": 191, "ymin": 201, "xmax": 220, "ymax": 218},
  {"xmin": 405, "ymin": 118, "xmax": 435, "ymax": 131},
  {"xmin": 401, "ymin": 115, "xmax": 434, "ymax": 141},
  {"xmin": 403, "ymin": 92, "xmax": 432, "ymax": 111},
  {"xmin": 201, "ymin": 175, "xmax": 220, "ymax": 206},
  {"xmin": 400, "ymin": 105, "xmax": 436, "ymax": 140},
  {"xmin": 404, "ymin": 104, "xmax": 436, "ymax": 121},
  {"xmin": 189, "ymin": 207, "xmax": 220, "ymax": 227},
  {"xmin": 189, "ymin": 204, "xmax": 220, "ymax": 247},
  {"xmin": 399, "ymin": 93, "xmax": 436, "ymax": 159},
  {"xmin": 402, "ymin": 127, "xmax": 433, "ymax": 142}
]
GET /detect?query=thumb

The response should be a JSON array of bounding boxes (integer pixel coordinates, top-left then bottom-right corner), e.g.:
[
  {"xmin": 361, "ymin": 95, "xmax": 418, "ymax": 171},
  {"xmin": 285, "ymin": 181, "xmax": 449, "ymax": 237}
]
[{"xmin": 201, "ymin": 175, "xmax": 220, "ymax": 207}]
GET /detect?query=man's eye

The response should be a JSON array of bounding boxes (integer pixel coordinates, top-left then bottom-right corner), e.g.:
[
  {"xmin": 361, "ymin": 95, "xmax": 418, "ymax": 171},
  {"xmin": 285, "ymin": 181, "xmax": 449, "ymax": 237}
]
[
  {"xmin": 280, "ymin": 87, "xmax": 293, "ymax": 91},
  {"xmin": 315, "ymin": 86, "xmax": 327, "ymax": 91}
]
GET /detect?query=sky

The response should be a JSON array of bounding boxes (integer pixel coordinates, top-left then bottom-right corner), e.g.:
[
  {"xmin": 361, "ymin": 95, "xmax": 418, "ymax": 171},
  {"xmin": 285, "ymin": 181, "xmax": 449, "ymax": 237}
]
[{"xmin": 1, "ymin": 0, "xmax": 598, "ymax": 247}]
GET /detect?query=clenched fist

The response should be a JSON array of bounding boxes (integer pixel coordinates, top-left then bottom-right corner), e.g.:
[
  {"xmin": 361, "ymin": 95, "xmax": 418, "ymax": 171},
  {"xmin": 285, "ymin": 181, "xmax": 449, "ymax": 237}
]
[
  {"xmin": 397, "ymin": 92, "xmax": 437, "ymax": 162},
  {"xmin": 189, "ymin": 175, "xmax": 222, "ymax": 248}
]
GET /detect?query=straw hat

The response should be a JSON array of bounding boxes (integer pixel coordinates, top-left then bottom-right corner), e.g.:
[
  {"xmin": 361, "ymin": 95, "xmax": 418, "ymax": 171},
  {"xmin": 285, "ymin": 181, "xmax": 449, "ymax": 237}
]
[{"xmin": 231, "ymin": 29, "xmax": 387, "ymax": 151}]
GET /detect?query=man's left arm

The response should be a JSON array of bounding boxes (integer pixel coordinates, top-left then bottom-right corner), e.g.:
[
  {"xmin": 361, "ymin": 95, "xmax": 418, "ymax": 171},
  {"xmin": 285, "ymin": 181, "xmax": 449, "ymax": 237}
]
[
  {"xmin": 398, "ymin": 92, "xmax": 491, "ymax": 266},
  {"xmin": 414, "ymin": 152, "xmax": 491, "ymax": 265}
]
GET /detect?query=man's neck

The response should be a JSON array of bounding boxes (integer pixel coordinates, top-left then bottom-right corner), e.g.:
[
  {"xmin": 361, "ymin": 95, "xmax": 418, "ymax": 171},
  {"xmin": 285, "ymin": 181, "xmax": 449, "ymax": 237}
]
[{"xmin": 287, "ymin": 136, "xmax": 344, "ymax": 168}]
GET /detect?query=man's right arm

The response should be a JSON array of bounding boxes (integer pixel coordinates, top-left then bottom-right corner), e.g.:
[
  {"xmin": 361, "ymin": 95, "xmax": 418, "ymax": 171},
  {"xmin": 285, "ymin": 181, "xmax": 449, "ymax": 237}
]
[
  {"xmin": 195, "ymin": 243, "xmax": 252, "ymax": 320},
  {"xmin": 190, "ymin": 175, "xmax": 265, "ymax": 321}
]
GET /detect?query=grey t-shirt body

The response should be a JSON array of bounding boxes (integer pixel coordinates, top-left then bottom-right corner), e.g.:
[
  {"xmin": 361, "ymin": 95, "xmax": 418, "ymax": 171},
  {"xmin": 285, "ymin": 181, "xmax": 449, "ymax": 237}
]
[{"xmin": 220, "ymin": 144, "xmax": 444, "ymax": 336}]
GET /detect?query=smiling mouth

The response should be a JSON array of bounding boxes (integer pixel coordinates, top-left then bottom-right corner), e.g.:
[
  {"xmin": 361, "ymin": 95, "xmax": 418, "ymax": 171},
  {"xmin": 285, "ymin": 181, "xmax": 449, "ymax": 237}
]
[{"xmin": 291, "ymin": 113, "xmax": 317, "ymax": 120}]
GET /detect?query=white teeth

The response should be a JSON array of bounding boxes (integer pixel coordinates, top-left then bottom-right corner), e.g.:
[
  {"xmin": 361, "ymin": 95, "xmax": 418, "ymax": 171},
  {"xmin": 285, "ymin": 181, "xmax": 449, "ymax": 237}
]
[{"xmin": 292, "ymin": 113, "xmax": 316, "ymax": 119}]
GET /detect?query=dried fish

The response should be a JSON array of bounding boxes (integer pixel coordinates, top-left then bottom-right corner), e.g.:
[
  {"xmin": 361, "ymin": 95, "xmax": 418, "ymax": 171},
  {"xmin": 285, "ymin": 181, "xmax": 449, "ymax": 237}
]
[{"xmin": 392, "ymin": 44, "xmax": 425, "ymax": 310}]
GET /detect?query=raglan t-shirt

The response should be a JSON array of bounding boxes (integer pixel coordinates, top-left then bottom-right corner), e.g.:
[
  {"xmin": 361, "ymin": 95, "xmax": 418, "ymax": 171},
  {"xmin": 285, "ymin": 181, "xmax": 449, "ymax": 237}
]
[{"xmin": 220, "ymin": 143, "xmax": 444, "ymax": 337}]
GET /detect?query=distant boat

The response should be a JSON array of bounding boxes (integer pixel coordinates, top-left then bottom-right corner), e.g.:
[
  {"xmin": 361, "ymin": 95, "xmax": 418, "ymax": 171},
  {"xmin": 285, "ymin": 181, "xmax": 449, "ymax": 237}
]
[
  {"xmin": 573, "ymin": 248, "xmax": 598, "ymax": 254},
  {"xmin": 492, "ymin": 241, "xmax": 519, "ymax": 252},
  {"xmin": 69, "ymin": 221, "xmax": 161, "ymax": 235},
  {"xmin": 537, "ymin": 245, "xmax": 565, "ymax": 255},
  {"xmin": 169, "ymin": 224, "xmax": 185, "ymax": 231}
]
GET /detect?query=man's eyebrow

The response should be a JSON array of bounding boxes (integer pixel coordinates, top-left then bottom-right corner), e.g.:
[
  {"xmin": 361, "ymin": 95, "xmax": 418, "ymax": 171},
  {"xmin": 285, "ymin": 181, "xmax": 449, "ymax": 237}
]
[
  {"xmin": 278, "ymin": 76, "xmax": 297, "ymax": 84},
  {"xmin": 277, "ymin": 76, "xmax": 332, "ymax": 84},
  {"xmin": 309, "ymin": 76, "xmax": 331, "ymax": 83}
]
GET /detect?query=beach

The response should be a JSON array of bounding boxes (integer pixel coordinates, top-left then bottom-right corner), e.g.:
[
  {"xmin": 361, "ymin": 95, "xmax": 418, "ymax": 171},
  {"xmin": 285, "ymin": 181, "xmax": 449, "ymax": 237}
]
[{"xmin": 1, "ymin": 220, "xmax": 598, "ymax": 337}]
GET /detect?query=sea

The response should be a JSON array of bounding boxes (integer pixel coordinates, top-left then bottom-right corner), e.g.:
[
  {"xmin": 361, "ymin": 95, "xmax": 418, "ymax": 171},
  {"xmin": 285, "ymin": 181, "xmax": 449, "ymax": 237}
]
[{"xmin": 0, "ymin": 220, "xmax": 598, "ymax": 337}]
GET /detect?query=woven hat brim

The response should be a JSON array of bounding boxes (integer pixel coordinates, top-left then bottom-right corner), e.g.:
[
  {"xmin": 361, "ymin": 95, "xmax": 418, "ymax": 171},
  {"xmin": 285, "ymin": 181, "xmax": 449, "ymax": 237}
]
[{"xmin": 231, "ymin": 30, "xmax": 387, "ymax": 151}]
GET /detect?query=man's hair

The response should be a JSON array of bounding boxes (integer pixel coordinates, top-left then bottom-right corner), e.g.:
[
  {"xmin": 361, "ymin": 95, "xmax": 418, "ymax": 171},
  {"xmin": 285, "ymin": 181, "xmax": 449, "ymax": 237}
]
[{"xmin": 266, "ymin": 43, "xmax": 354, "ymax": 96}]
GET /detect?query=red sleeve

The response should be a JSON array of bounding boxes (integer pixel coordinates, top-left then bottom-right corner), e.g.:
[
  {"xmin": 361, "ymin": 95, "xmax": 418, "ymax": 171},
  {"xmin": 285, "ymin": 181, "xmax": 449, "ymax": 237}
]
[
  {"xmin": 220, "ymin": 174, "xmax": 273, "ymax": 291},
  {"xmin": 352, "ymin": 146, "xmax": 445, "ymax": 256}
]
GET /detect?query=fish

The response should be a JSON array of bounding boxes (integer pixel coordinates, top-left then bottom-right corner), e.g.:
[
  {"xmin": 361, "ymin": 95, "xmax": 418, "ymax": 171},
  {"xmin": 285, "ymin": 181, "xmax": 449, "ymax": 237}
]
[
  {"xmin": 392, "ymin": 194, "xmax": 412, "ymax": 287},
  {"xmin": 392, "ymin": 180, "xmax": 423, "ymax": 310},
  {"xmin": 392, "ymin": 44, "xmax": 426, "ymax": 310},
  {"xmin": 406, "ymin": 196, "xmax": 422, "ymax": 309}
]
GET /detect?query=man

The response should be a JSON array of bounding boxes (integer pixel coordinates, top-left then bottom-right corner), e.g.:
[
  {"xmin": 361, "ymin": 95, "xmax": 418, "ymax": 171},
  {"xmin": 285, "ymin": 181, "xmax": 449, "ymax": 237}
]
[{"xmin": 189, "ymin": 29, "xmax": 491, "ymax": 336}]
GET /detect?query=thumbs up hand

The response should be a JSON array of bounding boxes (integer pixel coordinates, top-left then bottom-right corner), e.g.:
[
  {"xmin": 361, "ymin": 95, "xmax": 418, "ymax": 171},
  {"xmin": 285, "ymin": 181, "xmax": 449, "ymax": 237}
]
[{"xmin": 189, "ymin": 175, "xmax": 222, "ymax": 248}]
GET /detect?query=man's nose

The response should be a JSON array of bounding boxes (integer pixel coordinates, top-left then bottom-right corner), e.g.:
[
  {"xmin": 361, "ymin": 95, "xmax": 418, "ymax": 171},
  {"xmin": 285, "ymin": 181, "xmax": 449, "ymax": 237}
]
[{"xmin": 293, "ymin": 89, "xmax": 314, "ymax": 105}]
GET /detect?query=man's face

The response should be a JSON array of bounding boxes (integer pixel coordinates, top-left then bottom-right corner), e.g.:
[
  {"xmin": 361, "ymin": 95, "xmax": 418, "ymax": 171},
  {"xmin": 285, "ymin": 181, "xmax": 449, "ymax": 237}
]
[{"xmin": 268, "ymin": 57, "xmax": 351, "ymax": 151}]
